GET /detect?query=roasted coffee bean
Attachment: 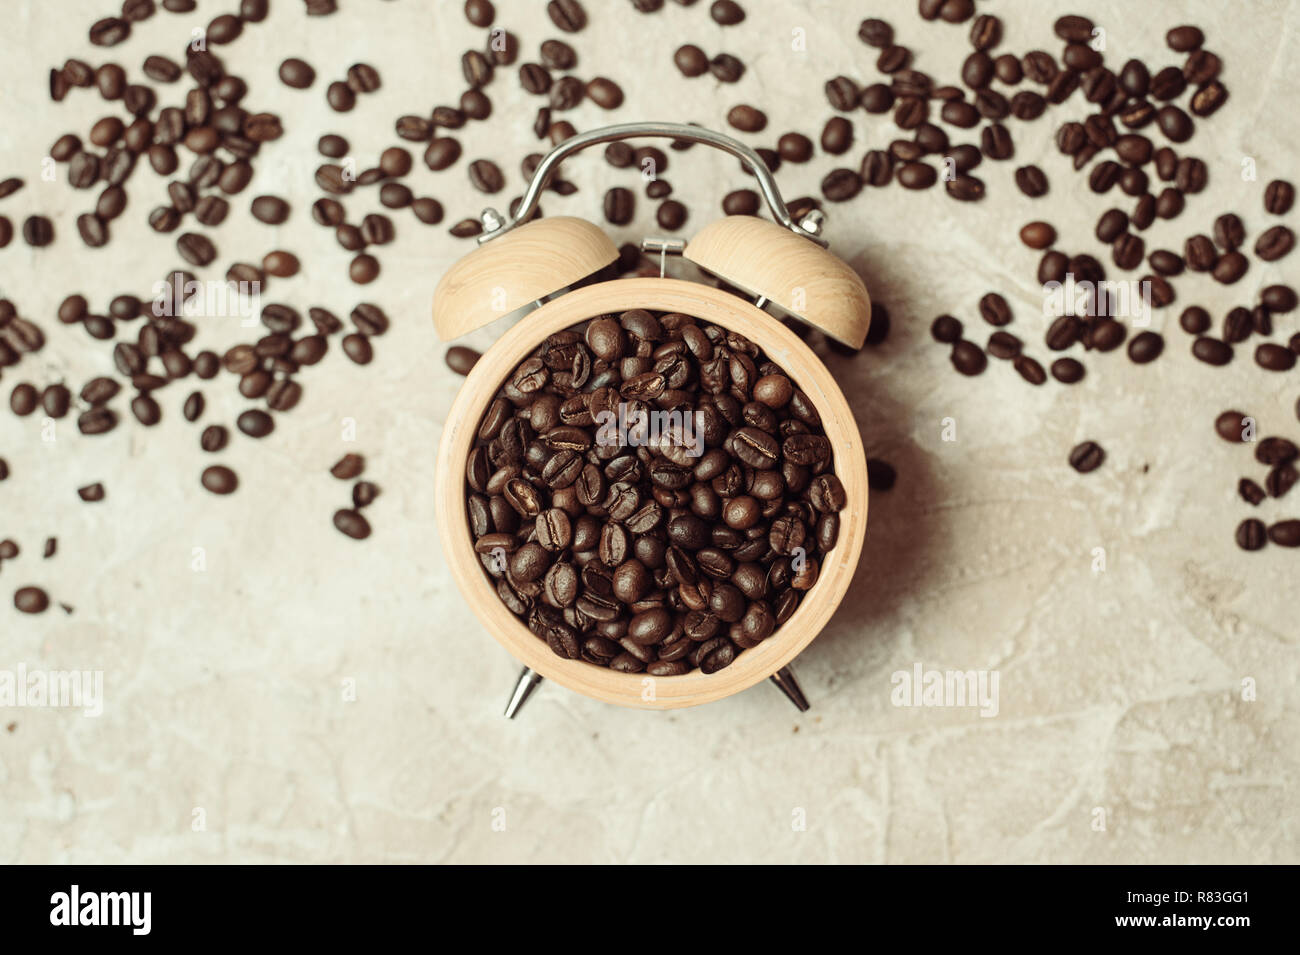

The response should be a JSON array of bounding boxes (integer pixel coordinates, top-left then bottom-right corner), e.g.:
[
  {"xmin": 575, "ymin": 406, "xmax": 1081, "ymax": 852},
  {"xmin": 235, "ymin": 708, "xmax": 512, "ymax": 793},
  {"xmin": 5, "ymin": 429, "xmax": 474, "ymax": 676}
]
[
  {"xmin": 468, "ymin": 159, "xmax": 504, "ymax": 193},
  {"xmin": 877, "ymin": 46, "xmax": 910, "ymax": 74},
  {"xmin": 975, "ymin": 292, "xmax": 1010, "ymax": 327},
  {"xmin": 77, "ymin": 214, "xmax": 108, "ymax": 247},
  {"xmin": 195, "ymin": 195, "xmax": 229, "ymax": 226},
  {"xmin": 1212, "ymin": 251, "xmax": 1248, "ymax": 284},
  {"xmin": 931, "ymin": 315, "xmax": 963, "ymax": 344},
  {"xmin": 1088, "ymin": 160, "xmax": 1120, "ymax": 194},
  {"xmin": 1113, "ymin": 233, "xmax": 1145, "ymax": 270},
  {"xmin": 1179, "ymin": 306, "xmax": 1211, "ymax": 334},
  {"xmin": 820, "ymin": 117, "xmax": 854, "ymax": 156},
  {"xmin": 951, "ymin": 340, "xmax": 987, "ymax": 376},
  {"xmin": 1223, "ymin": 307, "xmax": 1253, "ymax": 344},
  {"xmin": 821, "ymin": 168, "xmax": 862, "ymax": 201},
  {"xmin": 1167, "ymin": 25, "xmax": 1204, "ymax": 51},
  {"xmin": 722, "ymin": 189, "xmax": 760, "ymax": 216},
  {"xmin": 41, "ymin": 384, "xmax": 71, "ymax": 418},
  {"xmin": 78, "ymin": 408, "xmax": 118, "ymax": 435},
  {"xmin": 346, "ymin": 63, "xmax": 381, "ymax": 93},
  {"xmin": 945, "ymin": 175, "xmax": 985, "ymax": 202},
  {"xmin": 547, "ymin": 0, "xmax": 586, "ymax": 32},
  {"xmin": 1268, "ymin": 520, "xmax": 1300, "ymax": 548},
  {"xmin": 1068, "ymin": 440, "xmax": 1105, "ymax": 473},
  {"xmin": 10, "ymin": 383, "xmax": 38, "ymax": 416},
  {"xmin": 897, "ymin": 162, "xmax": 936, "ymax": 190},
  {"xmin": 1149, "ymin": 250, "xmax": 1184, "ymax": 276},
  {"xmin": 1268, "ymin": 466, "xmax": 1299, "ymax": 500},
  {"xmin": 1256, "ymin": 343, "xmax": 1297, "ymax": 372},
  {"xmin": 176, "ymin": 232, "xmax": 216, "ymax": 266},
  {"xmin": 1256, "ymin": 437, "xmax": 1298, "ymax": 466},
  {"xmin": 22, "ymin": 216, "xmax": 54, "ymax": 247},
  {"xmin": 1138, "ymin": 192, "xmax": 1159, "ymax": 227},
  {"xmin": 14, "ymin": 586, "xmax": 50, "ymax": 614},
  {"xmin": 673, "ymin": 44, "xmax": 708, "ymax": 77},
  {"xmin": 1127, "ymin": 331, "xmax": 1164, "ymax": 364},
  {"xmin": 1236, "ymin": 518, "xmax": 1266, "ymax": 551},
  {"xmin": 1011, "ymin": 165, "xmax": 1049, "ymax": 198},
  {"xmin": 1262, "ymin": 285, "xmax": 1297, "ymax": 313},
  {"xmin": 326, "ymin": 81, "xmax": 355, "ymax": 112},
  {"xmin": 1264, "ymin": 179, "xmax": 1295, "ymax": 215},
  {"xmin": 149, "ymin": 202, "xmax": 181, "ymax": 232},
  {"xmin": 656, "ymin": 200, "xmax": 687, "ymax": 231},
  {"xmin": 1214, "ymin": 410, "xmax": 1250, "ymax": 444},
  {"xmin": 588, "ymin": 77, "xmax": 624, "ymax": 110},
  {"xmin": 1175, "ymin": 157, "xmax": 1207, "ymax": 193},
  {"xmin": 980, "ymin": 123, "xmax": 1013, "ymax": 159},
  {"xmin": 1240, "ymin": 478, "xmax": 1267, "ymax": 506},
  {"xmin": 1050, "ymin": 358, "xmax": 1085, "ymax": 384},
  {"xmin": 1151, "ymin": 66, "xmax": 1187, "ymax": 101},
  {"xmin": 603, "ymin": 187, "xmax": 634, "ymax": 225},
  {"xmin": 825, "ymin": 76, "xmax": 860, "ymax": 111},
  {"xmin": 1115, "ymin": 134, "xmax": 1153, "ymax": 165},
  {"xmin": 333, "ymin": 508, "xmax": 370, "ymax": 539},
  {"xmin": 1019, "ymin": 221, "xmax": 1055, "ymax": 250},
  {"xmin": 278, "ymin": 57, "xmax": 316, "ymax": 89},
  {"xmin": 1211, "ymin": 213, "xmax": 1245, "ymax": 252},
  {"xmin": 1184, "ymin": 234, "xmax": 1217, "ymax": 272},
  {"xmin": 1192, "ymin": 337, "xmax": 1233, "ymax": 366},
  {"xmin": 1256, "ymin": 225, "xmax": 1294, "ymax": 262},
  {"xmin": 1145, "ymin": 274, "xmax": 1175, "ymax": 308},
  {"xmin": 237, "ymin": 409, "xmax": 274, "ymax": 438}
]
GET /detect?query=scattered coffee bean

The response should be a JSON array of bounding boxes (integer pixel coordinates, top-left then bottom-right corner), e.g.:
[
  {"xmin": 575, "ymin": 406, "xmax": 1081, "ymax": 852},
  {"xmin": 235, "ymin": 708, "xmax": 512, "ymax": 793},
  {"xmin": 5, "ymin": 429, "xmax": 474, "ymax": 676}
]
[
  {"xmin": 446, "ymin": 346, "xmax": 481, "ymax": 376},
  {"xmin": 22, "ymin": 216, "xmax": 54, "ymax": 247},
  {"xmin": 1213, "ymin": 213, "xmax": 1245, "ymax": 251},
  {"xmin": 1019, "ymin": 221, "xmax": 1055, "ymax": 249},
  {"xmin": 237, "ymin": 409, "xmax": 274, "ymax": 438},
  {"xmin": 951, "ymin": 340, "xmax": 987, "ymax": 375},
  {"xmin": 1256, "ymin": 225, "xmax": 1294, "ymax": 262},
  {"xmin": 1236, "ymin": 518, "xmax": 1266, "ymax": 551},
  {"xmin": 1264, "ymin": 179, "xmax": 1294, "ymax": 215},
  {"xmin": 1256, "ymin": 343, "xmax": 1296, "ymax": 372},
  {"xmin": 1192, "ymin": 337, "xmax": 1233, "ymax": 366},
  {"xmin": 1068, "ymin": 441, "xmax": 1105, "ymax": 473},
  {"xmin": 1015, "ymin": 165, "xmax": 1048, "ymax": 197},
  {"xmin": 1127, "ymin": 331, "xmax": 1164, "ymax": 364},
  {"xmin": 78, "ymin": 482, "xmax": 106, "ymax": 502},
  {"xmin": 334, "ymin": 508, "xmax": 372, "ymax": 539},
  {"xmin": 674, "ymin": 44, "xmax": 707, "ymax": 77},
  {"xmin": 1268, "ymin": 520, "xmax": 1300, "ymax": 547},
  {"xmin": 1051, "ymin": 358, "xmax": 1085, "ymax": 384},
  {"xmin": 1212, "ymin": 251, "xmax": 1248, "ymax": 284},
  {"xmin": 1239, "ymin": 478, "xmax": 1266, "ymax": 506},
  {"xmin": 1215, "ymin": 411, "xmax": 1249, "ymax": 443},
  {"xmin": 14, "ymin": 586, "xmax": 50, "ymax": 614},
  {"xmin": 328, "ymin": 455, "xmax": 364, "ymax": 482},
  {"xmin": 200, "ymin": 465, "xmax": 238, "ymax": 495},
  {"xmin": 931, "ymin": 315, "xmax": 962, "ymax": 343}
]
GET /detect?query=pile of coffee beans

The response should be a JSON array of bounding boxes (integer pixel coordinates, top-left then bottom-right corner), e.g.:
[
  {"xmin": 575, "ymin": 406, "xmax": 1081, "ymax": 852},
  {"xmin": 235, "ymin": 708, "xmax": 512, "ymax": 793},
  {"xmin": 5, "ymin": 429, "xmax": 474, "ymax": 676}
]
[
  {"xmin": 465, "ymin": 310, "xmax": 847, "ymax": 674},
  {"xmin": 330, "ymin": 453, "xmax": 378, "ymax": 540},
  {"xmin": 1214, "ymin": 411, "xmax": 1300, "ymax": 551},
  {"xmin": 2, "ymin": 533, "xmax": 65, "ymax": 616},
  {"xmin": 910, "ymin": 10, "xmax": 1296, "ymax": 404}
]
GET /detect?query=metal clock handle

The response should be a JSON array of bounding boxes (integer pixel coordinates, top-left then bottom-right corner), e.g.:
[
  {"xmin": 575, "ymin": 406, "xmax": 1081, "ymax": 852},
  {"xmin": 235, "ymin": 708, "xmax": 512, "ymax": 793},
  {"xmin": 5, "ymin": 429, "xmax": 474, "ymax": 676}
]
[{"xmin": 475, "ymin": 121, "xmax": 828, "ymax": 248}]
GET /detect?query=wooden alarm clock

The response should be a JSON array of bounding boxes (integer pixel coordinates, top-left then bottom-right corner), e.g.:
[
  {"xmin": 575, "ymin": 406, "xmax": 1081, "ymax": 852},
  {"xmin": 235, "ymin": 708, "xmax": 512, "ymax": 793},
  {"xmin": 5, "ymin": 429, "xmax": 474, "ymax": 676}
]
[{"xmin": 432, "ymin": 122, "xmax": 871, "ymax": 715}]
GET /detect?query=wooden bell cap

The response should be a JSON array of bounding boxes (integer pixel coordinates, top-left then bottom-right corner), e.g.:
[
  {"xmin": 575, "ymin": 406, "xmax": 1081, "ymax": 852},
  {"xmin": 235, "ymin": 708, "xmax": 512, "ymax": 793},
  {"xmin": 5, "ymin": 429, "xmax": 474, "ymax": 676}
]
[
  {"xmin": 684, "ymin": 216, "xmax": 872, "ymax": 348},
  {"xmin": 432, "ymin": 216, "xmax": 619, "ymax": 341}
]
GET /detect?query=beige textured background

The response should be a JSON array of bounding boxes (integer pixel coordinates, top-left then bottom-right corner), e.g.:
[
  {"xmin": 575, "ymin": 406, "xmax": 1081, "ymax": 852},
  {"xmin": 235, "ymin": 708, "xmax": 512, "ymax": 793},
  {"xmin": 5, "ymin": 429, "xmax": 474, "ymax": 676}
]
[{"xmin": 1, "ymin": 0, "xmax": 1296, "ymax": 863}]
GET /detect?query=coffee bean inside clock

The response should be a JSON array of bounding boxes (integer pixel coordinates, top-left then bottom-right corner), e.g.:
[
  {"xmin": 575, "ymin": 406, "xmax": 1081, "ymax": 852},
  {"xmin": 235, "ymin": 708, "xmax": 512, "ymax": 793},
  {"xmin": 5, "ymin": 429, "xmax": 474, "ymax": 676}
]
[{"xmin": 465, "ymin": 310, "xmax": 848, "ymax": 676}]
